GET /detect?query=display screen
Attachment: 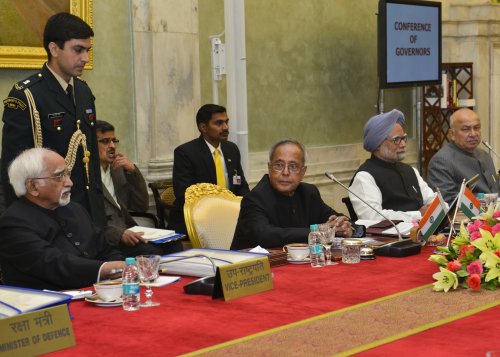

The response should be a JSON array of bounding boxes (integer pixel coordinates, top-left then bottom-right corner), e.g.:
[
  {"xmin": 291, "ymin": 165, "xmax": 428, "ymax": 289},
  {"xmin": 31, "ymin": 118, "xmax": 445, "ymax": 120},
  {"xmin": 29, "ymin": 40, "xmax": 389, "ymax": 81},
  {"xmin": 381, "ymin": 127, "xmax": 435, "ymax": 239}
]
[{"xmin": 378, "ymin": 0, "xmax": 441, "ymax": 88}]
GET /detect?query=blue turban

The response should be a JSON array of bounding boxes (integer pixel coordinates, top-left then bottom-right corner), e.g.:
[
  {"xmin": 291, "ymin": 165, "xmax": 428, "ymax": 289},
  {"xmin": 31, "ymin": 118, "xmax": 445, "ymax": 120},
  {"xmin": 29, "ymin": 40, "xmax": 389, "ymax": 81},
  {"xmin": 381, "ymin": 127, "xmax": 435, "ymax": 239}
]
[{"xmin": 363, "ymin": 109, "xmax": 405, "ymax": 152}]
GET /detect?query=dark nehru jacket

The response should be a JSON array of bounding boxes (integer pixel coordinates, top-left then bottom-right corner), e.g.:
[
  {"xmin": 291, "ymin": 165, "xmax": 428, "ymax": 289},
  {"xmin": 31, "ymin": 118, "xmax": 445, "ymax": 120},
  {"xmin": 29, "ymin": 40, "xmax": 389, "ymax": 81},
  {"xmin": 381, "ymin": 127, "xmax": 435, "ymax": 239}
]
[
  {"xmin": 352, "ymin": 155, "xmax": 423, "ymax": 212},
  {"xmin": 231, "ymin": 174, "xmax": 362, "ymax": 250},
  {"xmin": 0, "ymin": 197, "xmax": 123, "ymax": 290}
]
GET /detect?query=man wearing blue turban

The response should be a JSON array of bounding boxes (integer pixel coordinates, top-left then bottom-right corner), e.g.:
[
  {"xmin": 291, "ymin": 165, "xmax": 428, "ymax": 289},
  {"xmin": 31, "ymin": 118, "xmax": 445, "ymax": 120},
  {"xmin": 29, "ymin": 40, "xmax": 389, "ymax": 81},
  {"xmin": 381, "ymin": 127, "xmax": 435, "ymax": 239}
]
[{"xmin": 348, "ymin": 109, "xmax": 435, "ymax": 221}]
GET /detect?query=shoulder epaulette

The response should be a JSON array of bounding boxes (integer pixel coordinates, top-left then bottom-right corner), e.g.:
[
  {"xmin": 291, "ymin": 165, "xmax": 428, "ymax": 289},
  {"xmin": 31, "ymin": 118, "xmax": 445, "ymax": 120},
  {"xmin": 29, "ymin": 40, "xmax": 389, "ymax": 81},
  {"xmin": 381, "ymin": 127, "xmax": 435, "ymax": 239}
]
[
  {"xmin": 75, "ymin": 77, "xmax": 89, "ymax": 87},
  {"xmin": 13, "ymin": 72, "xmax": 43, "ymax": 91}
]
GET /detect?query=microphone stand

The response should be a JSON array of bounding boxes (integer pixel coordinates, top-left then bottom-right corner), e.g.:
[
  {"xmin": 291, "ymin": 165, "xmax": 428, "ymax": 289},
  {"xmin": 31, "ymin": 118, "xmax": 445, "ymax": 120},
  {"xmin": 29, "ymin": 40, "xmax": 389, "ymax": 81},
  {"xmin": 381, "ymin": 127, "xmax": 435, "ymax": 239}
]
[
  {"xmin": 325, "ymin": 172, "xmax": 403, "ymax": 240},
  {"xmin": 483, "ymin": 140, "xmax": 500, "ymax": 160},
  {"xmin": 160, "ymin": 254, "xmax": 218, "ymax": 295},
  {"xmin": 325, "ymin": 172, "xmax": 422, "ymax": 257}
]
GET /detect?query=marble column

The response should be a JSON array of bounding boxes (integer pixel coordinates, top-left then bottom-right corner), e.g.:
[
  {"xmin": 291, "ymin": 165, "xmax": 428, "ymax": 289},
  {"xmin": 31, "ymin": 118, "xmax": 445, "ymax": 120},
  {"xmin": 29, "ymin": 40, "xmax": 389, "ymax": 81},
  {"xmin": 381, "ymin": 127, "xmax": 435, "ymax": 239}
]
[{"xmin": 131, "ymin": 0, "xmax": 201, "ymax": 180}]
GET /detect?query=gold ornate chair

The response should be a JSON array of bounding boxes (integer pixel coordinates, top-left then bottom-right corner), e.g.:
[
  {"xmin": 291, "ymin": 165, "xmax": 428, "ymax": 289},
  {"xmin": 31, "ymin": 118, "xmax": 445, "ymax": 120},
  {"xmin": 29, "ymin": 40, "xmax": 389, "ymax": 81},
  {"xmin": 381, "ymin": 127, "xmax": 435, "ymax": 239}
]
[{"xmin": 184, "ymin": 183, "xmax": 242, "ymax": 249}]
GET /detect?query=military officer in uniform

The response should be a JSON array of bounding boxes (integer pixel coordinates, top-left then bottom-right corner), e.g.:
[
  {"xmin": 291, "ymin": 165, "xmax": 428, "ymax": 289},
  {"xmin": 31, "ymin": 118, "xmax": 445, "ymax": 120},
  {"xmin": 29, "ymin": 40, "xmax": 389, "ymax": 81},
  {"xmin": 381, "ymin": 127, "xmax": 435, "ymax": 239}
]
[{"xmin": 1, "ymin": 12, "xmax": 106, "ymax": 227}]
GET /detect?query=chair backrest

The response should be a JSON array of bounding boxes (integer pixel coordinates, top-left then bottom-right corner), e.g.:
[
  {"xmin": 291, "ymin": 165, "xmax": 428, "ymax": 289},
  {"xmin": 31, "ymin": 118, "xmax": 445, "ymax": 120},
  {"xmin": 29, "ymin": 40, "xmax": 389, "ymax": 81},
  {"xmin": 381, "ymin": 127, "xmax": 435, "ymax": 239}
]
[
  {"xmin": 148, "ymin": 180, "xmax": 176, "ymax": 229},
  {"xmin": 129, "ymin": 211, "xmax": 159, "ymax": 228},
  {"xmin": 342, "ymin": 196, "xmax": 358, "ymax": 222},
  {"xmin": 184, "ymin": 183, "xmax": 242, "ymax": 249}
]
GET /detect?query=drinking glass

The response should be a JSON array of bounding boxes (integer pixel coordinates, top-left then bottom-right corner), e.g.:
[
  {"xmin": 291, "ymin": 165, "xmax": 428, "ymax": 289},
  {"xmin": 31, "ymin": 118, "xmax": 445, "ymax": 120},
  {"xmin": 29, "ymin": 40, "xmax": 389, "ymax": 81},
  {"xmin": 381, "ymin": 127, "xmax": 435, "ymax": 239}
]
[
  {"xmin": 137, "ymin": 255, "xmax": 161, "ymax": 307},
  {"xmin": 318, "ymin": 223, "xmax": 336, "ymax": 265}
]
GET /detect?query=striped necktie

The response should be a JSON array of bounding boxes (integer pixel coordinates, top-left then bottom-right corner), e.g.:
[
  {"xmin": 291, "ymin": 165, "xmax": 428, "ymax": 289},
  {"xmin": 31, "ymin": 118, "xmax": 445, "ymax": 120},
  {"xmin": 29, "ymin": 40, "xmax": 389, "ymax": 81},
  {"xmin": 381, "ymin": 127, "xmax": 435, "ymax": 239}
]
[{"xmin": 213, "ymin": 149, "xmax": 227, "ymax": 188}]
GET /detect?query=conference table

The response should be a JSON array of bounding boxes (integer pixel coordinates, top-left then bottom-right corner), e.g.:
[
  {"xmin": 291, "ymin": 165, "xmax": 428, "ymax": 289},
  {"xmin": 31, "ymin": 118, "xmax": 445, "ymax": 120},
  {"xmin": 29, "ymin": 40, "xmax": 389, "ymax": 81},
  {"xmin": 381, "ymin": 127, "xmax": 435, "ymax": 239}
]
[{"xmin": 51, "ymin": 247, "xmax": 499, "ymax": 356}]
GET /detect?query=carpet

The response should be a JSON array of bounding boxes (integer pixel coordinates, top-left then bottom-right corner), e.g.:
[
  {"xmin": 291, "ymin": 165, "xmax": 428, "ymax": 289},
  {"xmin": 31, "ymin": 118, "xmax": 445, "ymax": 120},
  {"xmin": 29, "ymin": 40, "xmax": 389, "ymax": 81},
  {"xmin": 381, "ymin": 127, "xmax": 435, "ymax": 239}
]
[{"xmin": 182, "ymin": 285, "xmax": 500, "ymax": 357}]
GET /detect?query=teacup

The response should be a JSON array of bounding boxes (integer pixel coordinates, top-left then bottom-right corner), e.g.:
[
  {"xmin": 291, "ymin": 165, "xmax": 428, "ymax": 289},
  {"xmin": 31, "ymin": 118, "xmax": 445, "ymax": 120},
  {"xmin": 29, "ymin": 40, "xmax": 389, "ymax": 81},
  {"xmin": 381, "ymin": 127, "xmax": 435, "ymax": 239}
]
[
  {"xmin": 283, "ymin": 243, "xmax": 309, "ymax": 261},
  {"xmin": 94, "ymin": 281, "xmax": 123, "ymax": 302}
]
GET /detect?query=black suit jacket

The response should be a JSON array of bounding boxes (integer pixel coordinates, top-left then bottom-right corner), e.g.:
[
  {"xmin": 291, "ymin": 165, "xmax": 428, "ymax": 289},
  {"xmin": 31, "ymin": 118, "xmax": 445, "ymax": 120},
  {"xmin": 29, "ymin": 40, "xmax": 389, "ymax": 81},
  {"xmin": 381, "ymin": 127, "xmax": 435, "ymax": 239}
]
[
  {"xmin": 168, "ymin": 135, "xmax": 249, "ymax": 234},
  {"xmin": 0, "ymin": 198, "xmax": 123, "ymax": 290},
  {"xmin": 231, "ymin": 174, "xmax": 343, "ymax": 249},
  {"xmin": 1, "ymin": 65, "xmax": 106, "ymax": 227}
]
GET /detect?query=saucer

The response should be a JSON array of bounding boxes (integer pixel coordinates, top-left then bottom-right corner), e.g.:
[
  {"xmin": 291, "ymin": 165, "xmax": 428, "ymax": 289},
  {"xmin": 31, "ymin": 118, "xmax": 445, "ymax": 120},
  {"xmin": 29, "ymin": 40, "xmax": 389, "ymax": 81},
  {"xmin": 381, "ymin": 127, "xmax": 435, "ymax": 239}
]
[
  {"xmin": 287, "ymin": 257, "xmax": 310, "ymax": 264},
  {"xmin": 85, "ymin": 294, "xmax": 123, "ymax": 307}
]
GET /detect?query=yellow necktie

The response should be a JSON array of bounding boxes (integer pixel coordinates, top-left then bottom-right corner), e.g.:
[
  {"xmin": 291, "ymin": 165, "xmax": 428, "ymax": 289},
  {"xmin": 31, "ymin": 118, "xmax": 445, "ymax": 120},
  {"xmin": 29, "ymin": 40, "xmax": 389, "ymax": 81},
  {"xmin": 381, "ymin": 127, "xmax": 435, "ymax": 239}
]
[{"xmin": 214, "ymin": 149, "xmax": 226, "ymax": 188}]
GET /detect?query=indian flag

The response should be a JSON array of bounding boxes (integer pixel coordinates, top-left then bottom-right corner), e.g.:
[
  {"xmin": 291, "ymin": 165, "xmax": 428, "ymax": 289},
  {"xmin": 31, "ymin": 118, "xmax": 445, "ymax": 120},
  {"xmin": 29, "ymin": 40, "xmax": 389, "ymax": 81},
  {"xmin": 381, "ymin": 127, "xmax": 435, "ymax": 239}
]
[
  {"xmin": 459, "ymin": 186, "xmax": 482, "ymax": 219},
  {"xmin": 419, "ymin": 192, "xmax": 448, "ymax": 240}
]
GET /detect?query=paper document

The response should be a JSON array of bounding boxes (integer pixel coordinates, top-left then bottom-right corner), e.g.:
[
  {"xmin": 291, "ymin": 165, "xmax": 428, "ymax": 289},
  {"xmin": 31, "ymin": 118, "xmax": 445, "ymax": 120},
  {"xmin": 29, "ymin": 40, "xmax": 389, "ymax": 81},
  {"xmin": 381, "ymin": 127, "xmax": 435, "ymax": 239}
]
[
  {"xmin": 160, "ymin": 249, "xmax": 268, "ymax": 277},
  {"xmin": 355, "ymin": 220, "xmax": 412, "ymax": 237},
  {"xmin": 381, "ymin": 222, "xmax": 413, "ymax": 236},
  {"xmin": 141, "ymin": 276, "xmax": 180, "ymax": 287},
  {"xmin": 129, "ymin": 226, "xmax": 177, "ymax": 241},
  {"xmin": 0, "ymin": 286, "xmax": 71, "ymax": 318},
  {"xmin": 355, "ymin": 220, "xmax": 380, "ymax": 228},
  {"xmin": 43, "ymin": 290, "xmax": 92, "ymax": 300}
]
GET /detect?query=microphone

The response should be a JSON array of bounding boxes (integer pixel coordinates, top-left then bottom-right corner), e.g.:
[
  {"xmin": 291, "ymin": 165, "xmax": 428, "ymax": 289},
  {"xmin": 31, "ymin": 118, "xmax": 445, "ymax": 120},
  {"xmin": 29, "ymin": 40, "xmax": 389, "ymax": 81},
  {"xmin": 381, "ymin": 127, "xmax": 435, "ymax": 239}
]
[
  {"xmin": 482, "ymin": 140, "xmax": 500, "ymax": 160},
  {"xmin": 325, "ymin": 172, "xmax": 422, "ymax": 257},
  {"xmin": 160, "ymin": 254, "xmax": 218, "ymax": 296},
  {"xmin": 325, "ymin": 172, "xmax": 402, "ymax": 240}
]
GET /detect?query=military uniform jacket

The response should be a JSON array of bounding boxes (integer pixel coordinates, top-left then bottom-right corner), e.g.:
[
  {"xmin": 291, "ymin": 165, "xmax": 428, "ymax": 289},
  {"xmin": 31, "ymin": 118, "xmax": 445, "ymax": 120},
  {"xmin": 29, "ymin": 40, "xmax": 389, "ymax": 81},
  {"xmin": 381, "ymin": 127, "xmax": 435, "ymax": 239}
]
[
  {"xmin": 0, "ymin": 198, "xmax": 123, "ymax": 290},
  {"xmin": 1, "ymin": 65, "xmax": 106, "ymax": 227}
]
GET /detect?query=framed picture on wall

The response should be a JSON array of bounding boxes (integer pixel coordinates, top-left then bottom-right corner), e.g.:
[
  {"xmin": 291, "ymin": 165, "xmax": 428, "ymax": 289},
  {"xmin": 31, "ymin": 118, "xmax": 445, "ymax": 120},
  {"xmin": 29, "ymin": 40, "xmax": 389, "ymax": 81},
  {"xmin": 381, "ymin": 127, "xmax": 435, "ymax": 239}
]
[{"xmin": 0, "ymin": 0, "xmax": 93, "ymax": 69}]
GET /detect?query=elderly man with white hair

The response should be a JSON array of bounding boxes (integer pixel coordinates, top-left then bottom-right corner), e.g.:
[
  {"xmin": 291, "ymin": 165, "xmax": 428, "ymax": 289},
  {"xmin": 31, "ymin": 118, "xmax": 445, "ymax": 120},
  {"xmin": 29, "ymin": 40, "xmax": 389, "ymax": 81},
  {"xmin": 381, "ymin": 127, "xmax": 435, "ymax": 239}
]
[
  {"xmin": 0, "ymin": 148, "xmax": 125, "ymax": 290},
  {"xmin": 349, "ymin": 109, "xmax": 435, "ymax": 222}
]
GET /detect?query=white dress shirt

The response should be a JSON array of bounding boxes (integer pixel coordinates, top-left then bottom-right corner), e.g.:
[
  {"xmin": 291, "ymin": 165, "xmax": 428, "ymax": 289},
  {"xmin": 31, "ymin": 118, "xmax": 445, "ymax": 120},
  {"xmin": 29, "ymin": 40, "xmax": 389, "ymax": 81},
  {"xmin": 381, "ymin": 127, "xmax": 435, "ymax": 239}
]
[
  {"xmin": 349, "ymin": 168, "xmax": 435, "ymax": 222},
  {"xmin": 101, "ymin": 166, "xmax": 120, "ymax": 208}
]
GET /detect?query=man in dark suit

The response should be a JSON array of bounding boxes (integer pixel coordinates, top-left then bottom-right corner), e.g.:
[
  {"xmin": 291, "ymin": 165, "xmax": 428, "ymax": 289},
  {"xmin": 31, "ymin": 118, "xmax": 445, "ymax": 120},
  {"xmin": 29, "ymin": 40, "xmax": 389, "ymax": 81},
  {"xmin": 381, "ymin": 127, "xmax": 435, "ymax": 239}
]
[
  {"xmin": 231, "ymin": 139, "xmax": 360, "ymax": 250},
  {"xmin": 1, "ymin": 12, "xmax": 105, "ymax": 227},
  {"xmin": 96, "ymin": 120, "xmax": 182, "ymax": 255},
  {"xmin": 0, "ymin": 148, "xmax": 124, "ymax": 290},
  {"xmin": 168, "ymin": 104, "xmax": 250, "ymax": 235}
]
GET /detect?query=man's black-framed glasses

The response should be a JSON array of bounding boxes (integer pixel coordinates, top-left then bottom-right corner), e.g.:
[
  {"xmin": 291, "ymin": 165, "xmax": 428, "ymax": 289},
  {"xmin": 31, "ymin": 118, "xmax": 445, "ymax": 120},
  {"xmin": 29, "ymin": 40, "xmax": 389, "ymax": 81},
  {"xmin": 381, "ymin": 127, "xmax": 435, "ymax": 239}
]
[
  {"xmin": 270, "ymin": 161, "xmax": 303, "ymax": 173},
  {"xmin": 31, "ymin": 169, "xmax": 70, "ymax": 183},
  {"xmin": 386, "ymin": 134, "xmax": 408, "ymax": 145},
  {"xmin": 98, "ymin": 138, "xmax": 120, "ymax": 145}
]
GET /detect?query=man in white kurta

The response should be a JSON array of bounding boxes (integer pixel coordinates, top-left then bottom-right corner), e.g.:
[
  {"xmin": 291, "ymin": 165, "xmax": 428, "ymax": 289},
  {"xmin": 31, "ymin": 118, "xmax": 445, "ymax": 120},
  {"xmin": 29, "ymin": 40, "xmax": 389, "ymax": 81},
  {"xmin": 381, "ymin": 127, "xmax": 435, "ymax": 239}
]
[{"xmin": 349, "ymin": 110, "xmax": 435, "ymax": 222}]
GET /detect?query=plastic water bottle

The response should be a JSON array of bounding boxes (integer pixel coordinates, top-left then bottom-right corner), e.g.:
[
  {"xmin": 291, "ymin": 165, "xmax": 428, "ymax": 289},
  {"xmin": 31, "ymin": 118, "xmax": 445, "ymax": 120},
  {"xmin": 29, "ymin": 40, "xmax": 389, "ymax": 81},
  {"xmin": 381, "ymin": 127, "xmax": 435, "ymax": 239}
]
[
  {"xmin": 122, "ymin": 257, "xmax": 140, "ymax": 311},
  {"xmin": 476, "ymin": 193, "xmax": 486, "ymax": 212},
  {"xmin": 308, "ymin": 224, "xmax": 325, "ymax": 268}
]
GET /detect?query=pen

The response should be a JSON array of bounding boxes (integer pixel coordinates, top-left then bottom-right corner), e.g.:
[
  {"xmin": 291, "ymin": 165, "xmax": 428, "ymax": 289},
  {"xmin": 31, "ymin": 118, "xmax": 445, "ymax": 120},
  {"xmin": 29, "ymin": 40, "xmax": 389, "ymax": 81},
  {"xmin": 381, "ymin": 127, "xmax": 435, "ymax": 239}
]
[{"xmin": 412, "ymin": 186, "xmax": 418, "ymax": 193}]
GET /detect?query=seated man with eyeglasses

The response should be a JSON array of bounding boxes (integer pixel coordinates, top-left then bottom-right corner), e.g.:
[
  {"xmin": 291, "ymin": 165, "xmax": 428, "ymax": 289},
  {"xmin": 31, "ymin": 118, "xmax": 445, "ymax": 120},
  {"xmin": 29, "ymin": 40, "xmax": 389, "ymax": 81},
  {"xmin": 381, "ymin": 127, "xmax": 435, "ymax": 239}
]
[
  {"xmin": 0, "ymin": 148, "xmax": 125, "ymax": 290},
  {"xmin": 349, "ymin": 109, "xmax": 435, "ymax": 221},
  {"xmin": 230, "ymin": 139, "xmax": 362, "ymax": 250},
  {"xmin": 96, "ymin": 120, "xmax": 182, "ymax": 256}
]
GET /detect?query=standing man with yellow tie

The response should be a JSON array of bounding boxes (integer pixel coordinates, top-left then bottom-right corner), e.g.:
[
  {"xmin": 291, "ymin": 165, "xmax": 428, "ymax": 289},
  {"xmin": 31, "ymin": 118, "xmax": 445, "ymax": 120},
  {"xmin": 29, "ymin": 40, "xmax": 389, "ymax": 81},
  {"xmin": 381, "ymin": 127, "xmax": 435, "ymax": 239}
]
[{"xmin": 169, "ymin": 104, "xmax": 250, "ymax": 236}]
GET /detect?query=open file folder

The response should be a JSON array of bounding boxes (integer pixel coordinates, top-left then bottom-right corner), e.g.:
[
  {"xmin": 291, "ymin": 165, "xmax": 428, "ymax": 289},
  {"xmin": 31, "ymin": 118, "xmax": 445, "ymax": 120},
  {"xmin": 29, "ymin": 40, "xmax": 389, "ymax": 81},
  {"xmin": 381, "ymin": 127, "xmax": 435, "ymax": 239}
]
[
  {"xmin": 160, "ymin": 249, "xmax": 268, "ymax": 277},
  {"xmin": 0, "ymin": 286, "xmax": 72, "ymax": 318}
]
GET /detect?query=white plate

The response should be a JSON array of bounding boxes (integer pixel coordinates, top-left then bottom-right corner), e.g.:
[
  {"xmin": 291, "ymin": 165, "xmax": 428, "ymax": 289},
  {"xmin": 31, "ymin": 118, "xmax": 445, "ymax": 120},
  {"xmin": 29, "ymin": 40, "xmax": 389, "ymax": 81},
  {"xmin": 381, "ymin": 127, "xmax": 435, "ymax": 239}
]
[
  {"xmin": 85, "ymin": 295, "xmax": 123, "ymax": 307},
  {"xmin": 287, "ymin": 258, "xmax": 310, "ymax": 265}
]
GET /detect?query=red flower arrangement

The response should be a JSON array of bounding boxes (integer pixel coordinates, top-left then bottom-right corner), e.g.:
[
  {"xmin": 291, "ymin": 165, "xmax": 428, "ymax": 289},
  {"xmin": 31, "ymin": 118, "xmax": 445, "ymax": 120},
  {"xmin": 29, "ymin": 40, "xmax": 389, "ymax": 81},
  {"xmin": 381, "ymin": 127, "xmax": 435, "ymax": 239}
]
[{"xmin": 429, "ymin": 205, "xmax": 500, "ymax": 292}]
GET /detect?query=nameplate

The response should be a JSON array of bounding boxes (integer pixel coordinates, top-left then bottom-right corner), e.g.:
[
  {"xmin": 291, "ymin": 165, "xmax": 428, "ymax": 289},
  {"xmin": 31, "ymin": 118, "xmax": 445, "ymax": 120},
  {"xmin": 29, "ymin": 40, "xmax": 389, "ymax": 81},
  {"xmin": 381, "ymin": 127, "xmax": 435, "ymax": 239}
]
[
  {"xmin": 0, "ymin": 305, "xmax": 75, "ymax": 356},
  {"xmin": 213, "ymin": 257, "xmax": 273, "ymax": 301}
]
